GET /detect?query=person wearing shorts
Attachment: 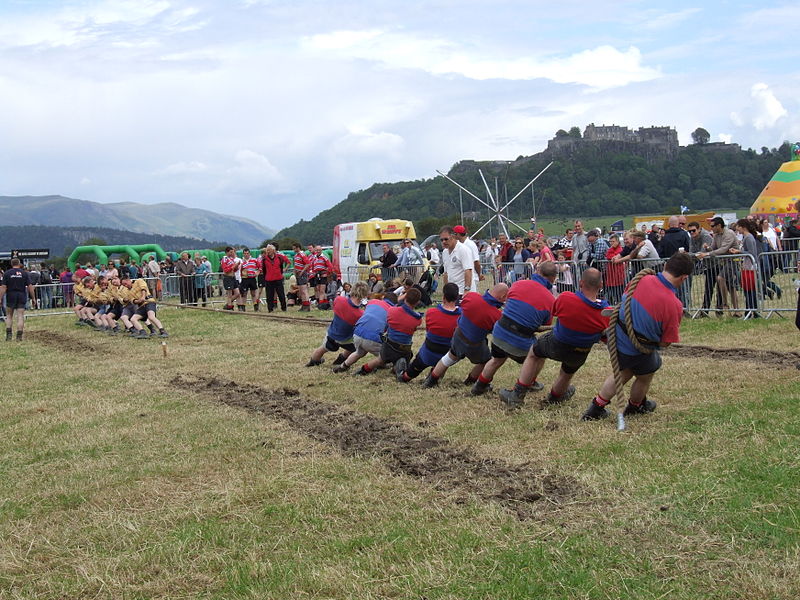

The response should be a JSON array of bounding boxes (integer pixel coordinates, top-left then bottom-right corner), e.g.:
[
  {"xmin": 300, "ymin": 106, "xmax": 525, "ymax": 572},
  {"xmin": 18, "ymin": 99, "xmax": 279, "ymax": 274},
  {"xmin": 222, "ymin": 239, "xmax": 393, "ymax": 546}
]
[
  {"xmin": 292, "ymin": 242, "xmax": 312, "ymax": 311},
  {"xmin": 469, "ymin": 262, "xmax": 558, "ymax": 396},
  {"xmin": 130, "ymin": 276, "xmax": 169, "ymax": 338},
  {"xmin": 309, "ymin": 246, "xmax": 334, "ymax": 310},
  {"xmin": 500, "ymin": 268, "xmax": 609, "ymax": 409},
  {"xmin": 581, "ymin": 253, "xmax": 693, "ymax": 421},
  {"xmin": 238, "ymin": 248, "xmax": 260, "ymax": 311},
  {"xmin": 220, "ymin": 246, "xmax": 242, "ymax": 311},
  {"xmin": 333, "ymin": 292, "xmax": 398, "ymax": 373},
  {"xmin": 306, "ymin": 281, "xmax": 368, "ymax": 367},
  {"xmin": 422, "ymin": 284, "xmax": 508, "ymax": 388},
  {"xmin": 0, "ymin": 259, "xmax": 35, "ymax": 342},
  {"xmin": 355, "ymin": 288, "xmax": 422, "ymax": 376},
  {"xmin": 395, "ymin": 283, "xmax": 461, "ymax": 382}
]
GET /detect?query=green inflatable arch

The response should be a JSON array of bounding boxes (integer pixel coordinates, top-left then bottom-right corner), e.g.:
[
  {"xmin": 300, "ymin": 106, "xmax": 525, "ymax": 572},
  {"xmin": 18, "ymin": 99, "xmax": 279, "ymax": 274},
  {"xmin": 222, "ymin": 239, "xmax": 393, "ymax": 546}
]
[{"xmin": 68, "ymin": 244, "xmax": 168, "ymax": 272}]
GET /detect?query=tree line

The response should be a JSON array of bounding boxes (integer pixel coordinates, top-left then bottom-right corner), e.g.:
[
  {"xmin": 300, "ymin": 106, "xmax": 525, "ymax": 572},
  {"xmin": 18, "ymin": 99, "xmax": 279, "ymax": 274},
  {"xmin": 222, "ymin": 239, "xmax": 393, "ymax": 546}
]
[{"xmin": 275, "ymin": 140, "xmax": 790, "ymax": 244}]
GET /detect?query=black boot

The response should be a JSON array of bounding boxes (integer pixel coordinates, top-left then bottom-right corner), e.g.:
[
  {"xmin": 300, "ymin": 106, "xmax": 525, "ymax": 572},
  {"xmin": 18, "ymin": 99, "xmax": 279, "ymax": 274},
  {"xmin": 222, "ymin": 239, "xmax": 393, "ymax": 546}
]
[
  {"xmin": 16, "ymin": 331, "xmax": 23, "ymax": 342},
  {"xmin": 5, "ymin": 328, "xmax": 11, "ymax": 341}
]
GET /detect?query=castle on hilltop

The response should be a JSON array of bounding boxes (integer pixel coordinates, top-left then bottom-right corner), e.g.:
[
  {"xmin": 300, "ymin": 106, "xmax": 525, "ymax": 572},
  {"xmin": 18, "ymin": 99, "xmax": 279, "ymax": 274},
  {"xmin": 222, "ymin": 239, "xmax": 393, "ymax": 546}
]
[{"xmin": 546, "ymin": 123, "xmax": 680, "ymax": 162}]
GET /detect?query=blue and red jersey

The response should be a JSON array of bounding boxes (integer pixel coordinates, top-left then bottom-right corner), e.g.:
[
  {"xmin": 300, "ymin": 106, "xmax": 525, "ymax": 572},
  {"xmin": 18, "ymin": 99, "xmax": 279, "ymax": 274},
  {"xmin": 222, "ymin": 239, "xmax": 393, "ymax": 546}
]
[
  {"xmin": 353, "ymin": 298, "xmax": 395, "ymax": 343},
  {"xmin": 552, "ymin": 291, "xmax": 609, "ymax": 348},
  {"xmin": 457, "ymin": 291, "xmax": 504, "ymax": 343},
  {"xmin": 386, "ymin": 303, "xmax": 423, "ymax": 345},
  {"xmin": 310, "ymin": 253, "xmax": 332, "ymax": 276},
  {"xmin": 491, "ymin": 275, "xmax": 554, "ymax": 351},
  {"xmin": 418, "ymin": 303, "xmax": 461, "ymax": 365},
  {"xmin": 616, "ymin": 273, "xmax": 682, "ymax": 356},
  {"xmin": 327, "ymin": 296, "xmax": 363, "ymax": 342},
  {"xmin": 261, "ymin": 253, "xmax": 289, "ymax": 280}
]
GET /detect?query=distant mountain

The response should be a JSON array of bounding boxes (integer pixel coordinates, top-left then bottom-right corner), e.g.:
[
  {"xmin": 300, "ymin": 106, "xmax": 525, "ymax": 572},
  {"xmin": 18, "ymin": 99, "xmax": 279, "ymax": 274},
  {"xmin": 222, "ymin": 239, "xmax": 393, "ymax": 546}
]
[
  {"xmin": 0, "ymin": 225, "xmax": 226, "ymax": 259},
  {"xmin": 0, "ymin": 195, "xmax": 273, "ymax": 247}
]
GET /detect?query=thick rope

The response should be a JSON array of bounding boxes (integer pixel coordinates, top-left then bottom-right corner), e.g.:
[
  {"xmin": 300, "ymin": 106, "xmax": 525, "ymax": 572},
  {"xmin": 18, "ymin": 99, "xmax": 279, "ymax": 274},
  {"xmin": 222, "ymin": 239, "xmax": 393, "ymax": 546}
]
[{"xmin": 606, "ymin": 268, "xmax": 655, "ymax": 426}]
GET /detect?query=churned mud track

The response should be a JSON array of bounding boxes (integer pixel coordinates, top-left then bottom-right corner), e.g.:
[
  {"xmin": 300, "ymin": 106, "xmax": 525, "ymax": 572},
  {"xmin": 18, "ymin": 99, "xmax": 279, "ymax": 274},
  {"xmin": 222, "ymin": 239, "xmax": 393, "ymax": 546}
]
[
  {"xmin": 26, "ymin": 329, "xmax": 98, "ymax": 354},
  {"xmin": 172, "ymin": 375, "xmax": 584, "ymax": 520},
  {"xmin": 666, "ymin": 344, "xmax": 800, "ymax": 369}
]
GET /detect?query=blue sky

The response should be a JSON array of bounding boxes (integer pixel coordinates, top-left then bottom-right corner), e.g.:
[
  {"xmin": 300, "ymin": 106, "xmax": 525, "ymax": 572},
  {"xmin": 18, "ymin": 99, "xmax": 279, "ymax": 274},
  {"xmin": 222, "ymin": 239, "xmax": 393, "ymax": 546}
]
[{"xmin": 0, "ymin": 0, "xmax": 796, "ymax": 230}]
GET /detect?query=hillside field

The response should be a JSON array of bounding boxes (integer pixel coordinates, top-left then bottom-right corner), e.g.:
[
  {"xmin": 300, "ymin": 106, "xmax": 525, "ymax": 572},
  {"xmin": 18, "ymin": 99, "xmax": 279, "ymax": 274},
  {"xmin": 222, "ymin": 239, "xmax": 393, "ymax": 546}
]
[{"xmin": 1, "ymin": 309, "xmax": 798, "ymax": 599}]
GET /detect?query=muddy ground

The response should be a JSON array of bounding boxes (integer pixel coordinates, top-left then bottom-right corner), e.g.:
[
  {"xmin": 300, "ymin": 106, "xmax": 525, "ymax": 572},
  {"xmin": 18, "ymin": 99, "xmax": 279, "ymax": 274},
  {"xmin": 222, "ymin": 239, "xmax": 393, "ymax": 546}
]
[
  {"xmin": 172, "ymin": 375, "xmax": 584, "ymax": 520},
  {"xmin": 665, "ymin": 344, "xmax": 800, "ymax": 369}
]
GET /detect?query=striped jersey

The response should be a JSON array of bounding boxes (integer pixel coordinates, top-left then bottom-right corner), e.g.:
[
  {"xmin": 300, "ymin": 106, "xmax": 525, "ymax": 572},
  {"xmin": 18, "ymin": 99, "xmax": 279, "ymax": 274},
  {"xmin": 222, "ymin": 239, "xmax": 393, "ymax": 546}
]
[
  {"xmin": 457, "ymin": 291, "xmax": 504, "ymax": 343},
  {"xmin": 491, "ymin": 274, "xmax": 554, "ymax": 352},
  {"xmin": 240, "ymin": 257, "xmax": 260, "ymax": 278},
  {"xmin": 552, "ymin": 291, "xmax": 609, "ymax": 348},
  {"xmin": 353, "ymin": 298, "xmax": 395, "ymax": 343},
  {"xmin": 386, "ymin": 303, "xmax": 423, "ymax": 345},
  {"xmin": 616, "ymin": 273, "xmax": 682, "ymax": 355},
  {"xmin": 327, "ymin": 296, "xmax": 363, "ymax": 342}
]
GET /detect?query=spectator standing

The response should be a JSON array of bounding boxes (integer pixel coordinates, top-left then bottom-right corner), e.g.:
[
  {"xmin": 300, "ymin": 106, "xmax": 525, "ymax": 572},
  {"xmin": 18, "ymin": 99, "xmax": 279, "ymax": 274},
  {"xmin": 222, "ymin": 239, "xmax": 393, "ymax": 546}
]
[
  {"xmin": 732, "ymin": 219, "xmax": 761, "ymax": 318},
  {"xmin": 60, "ymin": 267, "xmax": 74, "ymax": 307},
  {"xmin": 175, "ymin": 251, "xmax": 196, "ymax": 305},
  {"xmin": 439, "ymin": 226, "xmax": 473, "ymax": 296},
  {"xmin": 696, "ymin": 217, "xmax": 740, "ymax": 316},
  {"xmin": 0, "ymin": 258, "xmax": 35, "ymax": 341},
  {"xmin": 193, "ymin": 254, "xmax": 209, "ymax": 306},
  {"xmin": 453, "ymin": 225, "xmax": 481, "ymax": 291},
  {"xmin": 586, "ymin": 229, "xmax": 609, "ymax": 267},
  {"xmin": 262, "ymin": 244, "xmax": 290, "ymax": 312},
  {"xmin": 604, "ymin": 235, "xmax": 625, "ymax": 304},
  {"xmin": 659, "ymin": 216, "xmax": 691, "ymax": 258},
  {"xmin": 571, "ymin": 221, "xmax": 589, "ymax": 264},
  {"xmin": 39, "ymin": 264, "xmax": 53, "ymax": 309},
  {"xmin": 378, "ymin": 244, "xmax": 397, "ymax": 283},
  {"xmin": 146, "ymin": 256, "xmax": 161, "ymax": 299}
]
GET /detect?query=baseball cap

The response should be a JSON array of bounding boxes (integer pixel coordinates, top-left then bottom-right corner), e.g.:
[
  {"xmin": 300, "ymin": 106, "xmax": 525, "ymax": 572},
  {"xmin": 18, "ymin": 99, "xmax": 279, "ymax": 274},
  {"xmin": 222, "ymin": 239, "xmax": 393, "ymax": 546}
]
[
  {"xmin": 709, "ymin": 216, "xmax": 725, "ymax": 227},
  {"xmin": 453, "ymin": 225, "xmax": 467, "ymax": 235}
]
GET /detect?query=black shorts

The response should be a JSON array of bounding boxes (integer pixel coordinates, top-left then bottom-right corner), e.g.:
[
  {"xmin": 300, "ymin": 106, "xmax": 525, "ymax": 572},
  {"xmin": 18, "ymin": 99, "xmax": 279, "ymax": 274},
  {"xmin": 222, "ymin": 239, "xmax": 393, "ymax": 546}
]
[
  {"xmin": 135, "ymin": 302, "xmax": 157, "ymax": 318},
  {"xmin": 490, "ymin": 342, "xmax": 527, "ymax": 364},
  {"xmin": 110, "ymin": 303, "xmax": 124, "ymax": 319},
  {"xmin": 257, "ymin": 276, "xmax": 267, "ymax": 288},
  {"xmin": 222, "ymin": 276, "xmax": 239, "ymax": 291},
  {"xmin": 122, "ymin": 305, "xmax": 137, "ymax": 319},
  {"xmin": 380, "ymin": 339, "xmax": 413, "ymax": 364},
  {"xmin": 618, "ymin": 350, "xmax": 662, "ymax": 376},
  {"xmin": 324, "ymin": 335, "xmax": 356, "ymax": 353},
  {"xmin": 239, "ymin": 278, "xmax": 258, "ymax": 292},
  {"xmin": 450, "ymin": 329, "xmax": 491, "ymax": 364},
  {"xmin": 296, "ymin": 273, "xmax": 309, "ymax": 286},
  {"xmin": 5, "ymin": 292, "xmax": 27, "ymax": 309},
  {"xmin": 532, "ymin": 331, "xmax": 591, "ymax": 374},
  {"xmin": 310, "ymin": 274, "xmax": 327, "ymax": 287}
]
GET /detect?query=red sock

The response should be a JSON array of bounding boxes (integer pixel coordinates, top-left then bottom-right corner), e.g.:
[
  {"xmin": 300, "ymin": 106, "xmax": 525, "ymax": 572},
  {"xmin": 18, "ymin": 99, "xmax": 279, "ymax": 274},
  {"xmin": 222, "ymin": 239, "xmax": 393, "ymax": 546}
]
[
  {"xmin": 517, "ymin": 379, "xmax": 531, "ymax": 389},
  {"xmin": 594, "ymin": 394, "xmax": 610, "ymax": 407},
  {"xmin": 402, "ymin": 372, "xmax": 410, "ymax": 382},
  {"xmin": 362, "ymin": 364, "xmax": 372, "ymax": 373},
  {"xmin": 478, "ymin": 373, "xmax": 492, "ymax": 384}
]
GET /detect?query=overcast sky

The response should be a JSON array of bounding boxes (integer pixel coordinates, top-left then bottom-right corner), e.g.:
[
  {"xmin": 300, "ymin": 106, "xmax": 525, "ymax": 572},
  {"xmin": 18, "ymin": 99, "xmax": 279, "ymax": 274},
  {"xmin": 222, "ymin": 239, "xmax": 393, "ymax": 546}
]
[{"xmin": 0, "ymin": 0, "xmax": 796, "ymax": 229}]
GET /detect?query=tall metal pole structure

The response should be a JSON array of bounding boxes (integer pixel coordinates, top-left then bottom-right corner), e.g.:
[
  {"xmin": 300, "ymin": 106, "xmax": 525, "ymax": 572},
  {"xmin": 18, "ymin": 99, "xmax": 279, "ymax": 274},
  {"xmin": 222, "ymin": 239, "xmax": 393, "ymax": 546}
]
[{"xmin": 436, "ymin": 161, "xmax": 553, "ymax": 239}]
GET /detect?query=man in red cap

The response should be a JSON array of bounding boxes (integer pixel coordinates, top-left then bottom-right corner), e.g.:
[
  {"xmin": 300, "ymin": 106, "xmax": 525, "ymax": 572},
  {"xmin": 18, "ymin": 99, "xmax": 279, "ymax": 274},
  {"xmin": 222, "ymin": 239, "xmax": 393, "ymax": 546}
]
[{"xmin": 453, "ymin": 225, "xmax": 481, "ymax": 292}]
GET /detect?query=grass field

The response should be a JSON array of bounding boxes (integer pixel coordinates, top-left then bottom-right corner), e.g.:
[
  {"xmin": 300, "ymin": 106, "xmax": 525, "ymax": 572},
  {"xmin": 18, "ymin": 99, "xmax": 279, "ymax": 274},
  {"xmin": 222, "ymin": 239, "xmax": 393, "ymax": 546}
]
[{"xmin": 1, "ymin": 307, "xmax": 799, "ymax": 599}]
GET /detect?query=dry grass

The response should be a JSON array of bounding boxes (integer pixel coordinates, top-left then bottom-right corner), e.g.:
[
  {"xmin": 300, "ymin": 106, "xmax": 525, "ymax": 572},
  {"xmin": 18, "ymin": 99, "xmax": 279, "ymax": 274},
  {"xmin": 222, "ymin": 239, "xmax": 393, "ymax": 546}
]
[{"xmin": 0, "ymin": 307, "xmax": 798, "ymax": 599}]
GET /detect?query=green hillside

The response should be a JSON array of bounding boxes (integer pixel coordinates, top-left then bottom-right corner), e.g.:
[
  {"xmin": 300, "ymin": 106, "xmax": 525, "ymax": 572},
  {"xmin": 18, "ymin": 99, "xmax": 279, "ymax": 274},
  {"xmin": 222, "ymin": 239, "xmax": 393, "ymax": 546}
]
[{"xmin": 277, "ymin": 142, "xmax": 789, "ymax": 244}]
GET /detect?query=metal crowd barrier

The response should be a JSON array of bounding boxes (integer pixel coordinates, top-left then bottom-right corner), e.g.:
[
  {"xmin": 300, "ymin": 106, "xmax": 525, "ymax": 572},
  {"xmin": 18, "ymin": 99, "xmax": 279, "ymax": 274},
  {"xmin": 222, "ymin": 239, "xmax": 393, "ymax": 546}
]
[{"xmin": 344, "ymin": 265, "xmax": 427, "ymax": 285}]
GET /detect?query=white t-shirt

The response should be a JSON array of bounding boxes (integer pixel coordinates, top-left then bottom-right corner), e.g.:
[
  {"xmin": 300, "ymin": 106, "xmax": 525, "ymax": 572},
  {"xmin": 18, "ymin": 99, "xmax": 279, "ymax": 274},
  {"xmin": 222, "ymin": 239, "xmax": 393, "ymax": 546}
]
[
  {"xmin": 442, "ymin": 242, "xmax": 473, "ymax": 295},
  {"xmin": 462, "ymin": 238, "xmax": 481, "ymax": 292},
  {"xmin": 763, "ymin": 228, "xmax": 778, "ymax": 250},
  {"xmin": 427, "ymin": 247, "xmax": 440, "ymax": 265},
  {"xmin": 637, "ymin": 239, "xmax": 660, "ymax": 260}
]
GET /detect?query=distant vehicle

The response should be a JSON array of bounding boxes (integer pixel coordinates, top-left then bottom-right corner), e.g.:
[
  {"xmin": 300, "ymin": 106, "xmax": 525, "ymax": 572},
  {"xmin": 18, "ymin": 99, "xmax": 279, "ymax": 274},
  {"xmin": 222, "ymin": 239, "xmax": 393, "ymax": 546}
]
[{"xmin": 333, "ymin": 218, "xmax": 425, "ymax": 283}]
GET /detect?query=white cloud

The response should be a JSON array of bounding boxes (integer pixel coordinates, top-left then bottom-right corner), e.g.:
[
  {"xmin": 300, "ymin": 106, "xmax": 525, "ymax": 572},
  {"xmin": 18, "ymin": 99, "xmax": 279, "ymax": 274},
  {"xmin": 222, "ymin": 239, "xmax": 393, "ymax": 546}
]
[
  {"xmin": 80, "ymin": 177, "xmax": 92, "ymax": 185},
  {"xmin": 640, "ymin": 7, "xmax": 702, "ymax": 30},
  {"xmin": 302, "ymin": 31, "xmax": 660, "ymax": 89},
  {"xmin": 225, "ymin": 150, "xmax": 284, "ymax": 189},
  {"xmin": 158, "ymin": 161, "xmax": 209, "ymax": 175},
  {"xmin": 718, "ymin": 133, "xmax": 732, "ymax": 143},
  {"xmin": 730, "ymin": 83, "xmax": 787, "ymax": 131}
]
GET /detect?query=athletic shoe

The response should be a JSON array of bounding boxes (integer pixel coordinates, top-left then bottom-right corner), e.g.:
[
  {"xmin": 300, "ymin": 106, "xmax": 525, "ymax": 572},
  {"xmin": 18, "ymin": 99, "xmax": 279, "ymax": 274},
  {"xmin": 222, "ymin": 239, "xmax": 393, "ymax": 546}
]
[
  {"xmin": 135, "ymin": 329, "xmax": 150, "ymax": 339},
  {"xmin": 581, "ymin": 401, "xmax": 609, "ymax": 421},
  {"xmin": 15, "ymin": 331, "xmax": 23, "ymax": 342},
  {"xmin": 470, "ymin": 379, "xmax": 492, "ymax": 396},
  {"xmin": 305, "ymin": 358, "xmax": 325, "ymax": 367},
  {"xmin": 332, "ymin": 363, "xmax": 350, "ymax": 374},
  {"xmin": 394, "ymin": 357, "xmax": 408, "ymax": 382},
  {"xmin": 159, "ymin": 330, "xmax": 169, "ymax": 338},
  {"xmin": 253, "ymin": 304, "xmax": 260, "ymax": 312},
  {"xmin": 223, "ymin": 304, "xmax": 234, "ymax": 311},
  {"xmin": 623, "ymin": 398, "xmax": 657, "ymax": 416},
  {"xmin": 531, "ymin": 381, "xmax": 544, "ymax": 392},
  {"xmin": 353, "ymin": 366, "xmax": 371, "ymax": 376},
  {"xmin": 499, "ymin": 388, "xmax": 525, "ymax": 409},
  {"xmin": 5, "ymin": 329, "xmax": 12, "ymax": 342},
  {"xmin": 332, "ymin": 353, "xmax": 347, "ymax": 366},
  {"xmin": 543, "ymin": 385, "xmax": 576, "ymax": 406},
  {"xmin": 422, "ymin": 373, "xmax": 439, "ymax": 388}
]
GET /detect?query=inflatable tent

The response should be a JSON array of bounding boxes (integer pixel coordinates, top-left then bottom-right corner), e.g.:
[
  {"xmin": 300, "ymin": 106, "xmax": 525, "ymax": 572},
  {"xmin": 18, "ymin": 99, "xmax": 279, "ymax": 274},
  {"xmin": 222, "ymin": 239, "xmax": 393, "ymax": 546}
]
[{"xmin": 750, "ymin": 142, "xmax": 800, "ymax": 219}]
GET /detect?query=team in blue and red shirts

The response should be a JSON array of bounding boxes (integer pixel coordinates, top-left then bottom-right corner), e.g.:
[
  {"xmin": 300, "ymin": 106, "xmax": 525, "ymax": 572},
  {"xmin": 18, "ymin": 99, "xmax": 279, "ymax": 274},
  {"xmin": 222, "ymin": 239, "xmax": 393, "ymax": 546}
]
[{"xmin": 296, "ymin": 251, "xmax": 689, "ymax": 424}]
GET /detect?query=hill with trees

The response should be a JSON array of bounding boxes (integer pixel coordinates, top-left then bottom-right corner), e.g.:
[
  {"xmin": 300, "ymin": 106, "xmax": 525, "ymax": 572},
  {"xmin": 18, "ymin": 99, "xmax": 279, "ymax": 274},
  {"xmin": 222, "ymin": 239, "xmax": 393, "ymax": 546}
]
[{"xmin": 276, "ymin": 128, "xmax": 789, "ymax": 244}]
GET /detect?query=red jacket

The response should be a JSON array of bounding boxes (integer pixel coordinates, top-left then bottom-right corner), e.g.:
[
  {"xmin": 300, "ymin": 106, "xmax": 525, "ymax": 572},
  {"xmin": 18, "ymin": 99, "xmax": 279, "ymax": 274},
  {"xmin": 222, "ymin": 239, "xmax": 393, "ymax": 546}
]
[{"xmin": 261, "ymin": 253, "xmax": 290, "ymax": 281}]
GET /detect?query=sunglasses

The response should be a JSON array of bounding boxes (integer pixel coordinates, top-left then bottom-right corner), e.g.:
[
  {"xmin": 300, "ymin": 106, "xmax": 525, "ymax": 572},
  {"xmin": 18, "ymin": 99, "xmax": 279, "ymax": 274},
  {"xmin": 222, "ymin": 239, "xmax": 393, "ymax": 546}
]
[
  {"xmin": 440, "ymin": 237, "xmax": 450, "ymax": 242},
  {"xmin": 688, "ymin": 229, "xmax": 697, "ymax": 233}
]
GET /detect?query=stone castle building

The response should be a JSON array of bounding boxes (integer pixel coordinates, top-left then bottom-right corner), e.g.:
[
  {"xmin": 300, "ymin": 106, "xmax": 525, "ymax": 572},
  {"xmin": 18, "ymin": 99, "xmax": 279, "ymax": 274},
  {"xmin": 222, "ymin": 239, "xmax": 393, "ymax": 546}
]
[{"xmin": 547, "ymin": 123, "xmax": 680, "ymax": 162}]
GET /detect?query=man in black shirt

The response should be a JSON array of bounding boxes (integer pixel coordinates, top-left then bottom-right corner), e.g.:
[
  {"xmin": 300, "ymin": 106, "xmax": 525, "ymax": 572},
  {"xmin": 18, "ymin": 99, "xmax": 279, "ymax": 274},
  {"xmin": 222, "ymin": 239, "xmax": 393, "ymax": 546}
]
[
  {"xmin": 658, "ymin": 216, "xmax": 691, "ymax": 258},
  {"xmin": 0, "ymin": 259, "xmax": 36, "ymax": 341}
]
